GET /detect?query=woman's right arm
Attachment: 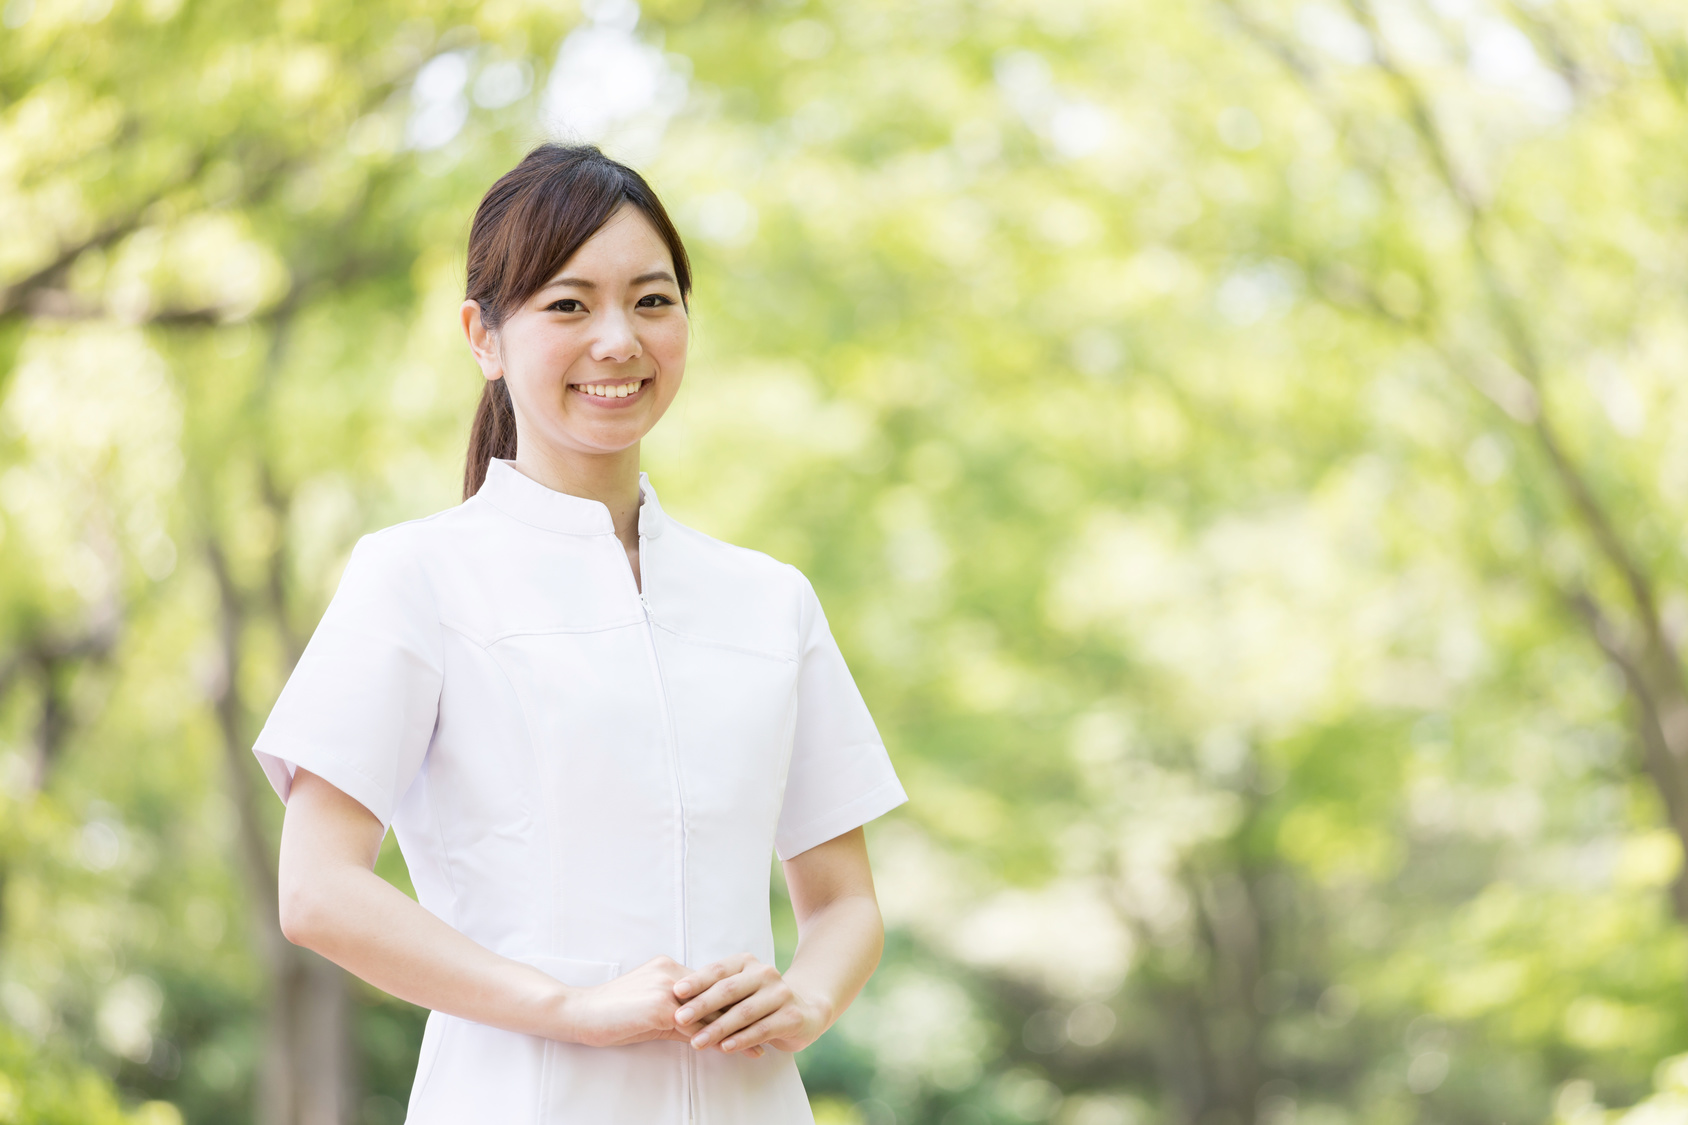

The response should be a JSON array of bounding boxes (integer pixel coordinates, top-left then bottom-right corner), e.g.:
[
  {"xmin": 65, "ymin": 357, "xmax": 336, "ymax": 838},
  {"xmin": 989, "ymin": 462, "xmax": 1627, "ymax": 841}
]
[{"xmin": 277, "ymin": 766, "xmax": 689, "ymax": 1047}]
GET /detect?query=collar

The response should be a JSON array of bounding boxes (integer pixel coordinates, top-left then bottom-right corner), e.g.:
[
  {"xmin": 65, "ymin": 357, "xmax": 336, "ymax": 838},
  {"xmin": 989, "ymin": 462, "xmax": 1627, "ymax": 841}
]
[{"xmin": 477, "ymin": 458, "xmax": 667, "ymax": 538}]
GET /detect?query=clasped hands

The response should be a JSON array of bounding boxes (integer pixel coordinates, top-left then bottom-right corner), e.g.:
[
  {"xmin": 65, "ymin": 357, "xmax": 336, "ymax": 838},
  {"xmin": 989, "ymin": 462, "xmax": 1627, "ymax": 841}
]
[{"xmin": 566, "ymin": 952, "xmax": 830, "ymax": 1059}]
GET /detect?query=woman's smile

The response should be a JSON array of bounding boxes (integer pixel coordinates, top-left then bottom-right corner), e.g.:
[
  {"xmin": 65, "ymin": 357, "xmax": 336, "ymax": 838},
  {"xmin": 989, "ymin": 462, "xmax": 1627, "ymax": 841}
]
[{"xmin": 571, "ymin": 376, "xmax": 654, "ymax": 406}]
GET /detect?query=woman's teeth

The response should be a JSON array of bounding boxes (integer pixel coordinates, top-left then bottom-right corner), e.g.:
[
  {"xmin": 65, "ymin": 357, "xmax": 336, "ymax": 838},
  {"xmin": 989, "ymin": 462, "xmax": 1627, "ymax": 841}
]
[{"xmin": 576, "ymin": 379, "xmax": 645, "ymax": 398}]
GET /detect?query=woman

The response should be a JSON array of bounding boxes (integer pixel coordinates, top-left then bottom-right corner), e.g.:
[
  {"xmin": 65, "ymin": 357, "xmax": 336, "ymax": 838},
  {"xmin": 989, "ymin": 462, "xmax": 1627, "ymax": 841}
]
[{"xmin": 253, "ymin": 144, "xmax": 907, "ymax": 1123}]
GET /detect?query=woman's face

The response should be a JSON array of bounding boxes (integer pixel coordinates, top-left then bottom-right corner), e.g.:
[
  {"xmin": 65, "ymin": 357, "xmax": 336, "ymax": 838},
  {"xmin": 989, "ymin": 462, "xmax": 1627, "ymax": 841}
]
[{"xmin": 463, "ymin": 203, "xmax": 688, "ymax": 459}]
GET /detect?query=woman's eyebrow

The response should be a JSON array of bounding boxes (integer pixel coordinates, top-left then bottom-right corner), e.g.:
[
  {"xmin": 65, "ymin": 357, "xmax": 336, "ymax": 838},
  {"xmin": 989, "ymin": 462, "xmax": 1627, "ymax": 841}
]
[{"xmin": 541, "ymin": 269, "xmax": 676, "ymax": 291}]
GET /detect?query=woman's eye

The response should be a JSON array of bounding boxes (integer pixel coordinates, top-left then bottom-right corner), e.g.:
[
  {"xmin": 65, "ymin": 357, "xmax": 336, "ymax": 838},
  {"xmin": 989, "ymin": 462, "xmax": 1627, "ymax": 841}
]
[
  {"xmin": 549, "ymin": 299, "xmax": 584, "ymax": 313},
  {"xmin": 636, "ymin": 294, "xmax": 674, "ymax": 308}
]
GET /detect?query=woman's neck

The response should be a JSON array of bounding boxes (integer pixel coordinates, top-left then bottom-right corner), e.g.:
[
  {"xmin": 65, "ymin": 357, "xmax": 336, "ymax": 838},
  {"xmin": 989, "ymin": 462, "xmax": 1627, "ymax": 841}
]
[{"xmin": 513, "ymin": 441, "xmax": 644, "ymax": 549}]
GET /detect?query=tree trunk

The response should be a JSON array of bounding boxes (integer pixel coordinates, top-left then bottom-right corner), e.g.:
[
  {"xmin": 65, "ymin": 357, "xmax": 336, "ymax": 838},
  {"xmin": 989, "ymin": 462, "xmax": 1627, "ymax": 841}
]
[
  {"xmin": 209, "ymin": 540, "xmax": 352, "ymax": 1125},
  {"xmin": 1572, "ymin": 595, "xmax": 1688, "ymax": 917},
  {"xmin": 259, "ymin": 951, "xmax": 351, "ymax": 1125}
]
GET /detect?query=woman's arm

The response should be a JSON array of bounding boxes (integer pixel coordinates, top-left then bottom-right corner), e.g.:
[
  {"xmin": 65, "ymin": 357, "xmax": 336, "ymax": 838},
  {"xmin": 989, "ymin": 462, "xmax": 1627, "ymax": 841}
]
[
  {"xmin": 670, "ymin": 826, "xmax": 884, "ymax": 1055},
  {"xmin": 278, "ymin": 767, "xmax": 693, "ymax": 1047}
]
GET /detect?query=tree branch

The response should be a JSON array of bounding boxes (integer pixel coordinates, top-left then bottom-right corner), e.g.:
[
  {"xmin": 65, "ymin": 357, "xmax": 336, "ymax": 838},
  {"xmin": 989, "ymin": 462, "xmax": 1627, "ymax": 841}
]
[
  {"xmin": 1212, "ymin": 0, "xmax": 1324, "ymax": 88},
  {"xmin": 1566, "ymin": 588, "xmax": 1688, "ymax": 916},
  {"xmin": 204, "ymin": 538, "xmax": 288, "ymax": 973},
  {"xmin": 0, "ymin": 63, "xmax": 422, "ymax": 330},
  {"xmin": 1230, "ymin": 0, "xmax": 1688, "ymax": 922}
]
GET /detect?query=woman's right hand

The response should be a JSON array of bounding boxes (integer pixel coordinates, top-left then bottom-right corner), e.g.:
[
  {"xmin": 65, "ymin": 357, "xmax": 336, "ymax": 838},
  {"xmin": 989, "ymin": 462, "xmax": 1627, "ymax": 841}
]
[{"xmin": 559, "ymin": 956, "xmax": 700, "ymax": 1047}]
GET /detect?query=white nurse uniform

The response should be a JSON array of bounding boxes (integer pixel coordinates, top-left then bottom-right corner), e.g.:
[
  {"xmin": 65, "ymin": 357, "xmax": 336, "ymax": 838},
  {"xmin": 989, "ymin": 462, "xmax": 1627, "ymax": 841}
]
[{"xmin": 251, "ymin": 457, "xmax": 908, "ymax": 1124}]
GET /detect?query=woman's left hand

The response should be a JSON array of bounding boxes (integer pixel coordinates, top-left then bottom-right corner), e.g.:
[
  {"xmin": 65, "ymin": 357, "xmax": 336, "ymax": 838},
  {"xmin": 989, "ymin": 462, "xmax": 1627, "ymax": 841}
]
[{"xmin": 671, "ymin": 953, "xmax": 831, "ymax": 1058}]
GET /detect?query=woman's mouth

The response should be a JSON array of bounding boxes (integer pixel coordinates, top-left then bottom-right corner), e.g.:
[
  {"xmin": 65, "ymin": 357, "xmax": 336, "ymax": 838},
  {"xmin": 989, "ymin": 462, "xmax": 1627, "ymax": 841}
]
[{"xmin": 571, "ymin": 377, "xmax": 652, "ymax": 404}]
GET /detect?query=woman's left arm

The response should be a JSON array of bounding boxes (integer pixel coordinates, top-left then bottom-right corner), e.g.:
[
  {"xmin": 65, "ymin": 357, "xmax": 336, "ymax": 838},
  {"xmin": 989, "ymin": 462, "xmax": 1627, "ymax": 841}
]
[{"xmin": 672, "ymin": 826, "xmax": 884, "ymax": 1057}]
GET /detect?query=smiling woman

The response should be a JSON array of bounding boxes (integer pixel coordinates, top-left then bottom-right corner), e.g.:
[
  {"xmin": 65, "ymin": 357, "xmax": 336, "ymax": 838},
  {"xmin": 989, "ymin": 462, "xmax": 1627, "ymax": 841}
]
[
  {"xmin": 252, "ymin": 144, "xmax": 908, "ymax": 1123},
  {"xmin": 458, "ymin": 146, "xmax": 694, "ymax": 503}
]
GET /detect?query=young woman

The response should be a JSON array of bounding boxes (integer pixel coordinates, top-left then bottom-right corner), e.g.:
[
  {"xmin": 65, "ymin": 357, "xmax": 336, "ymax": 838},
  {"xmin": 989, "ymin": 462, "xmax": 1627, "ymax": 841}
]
[{"xmin": 253, "ymin": 144, "xmax": 907, "ymax": 1123}]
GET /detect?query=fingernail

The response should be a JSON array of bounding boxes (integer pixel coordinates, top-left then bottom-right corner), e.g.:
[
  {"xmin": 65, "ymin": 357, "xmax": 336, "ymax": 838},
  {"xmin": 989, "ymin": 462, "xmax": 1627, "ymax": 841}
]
[
  {"xmin": 722, "ymin": 1039, "xmax": 735, "ymax": 1050},
  {"xmin": 675, "ymin": 983, "xmax": 692, "ymax": 997},
  {"xmin": 677, "ymin": 1008, "xmax": 694, "ymax": 1022},
  {"xmin": 692, "ymin": 1034, "xmax": 707, "ymax": 1047}
]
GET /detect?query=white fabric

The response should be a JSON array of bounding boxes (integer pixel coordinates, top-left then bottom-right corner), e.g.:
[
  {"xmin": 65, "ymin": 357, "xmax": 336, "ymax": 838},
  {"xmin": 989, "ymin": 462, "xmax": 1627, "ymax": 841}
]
[{"xmin": 252, "ymin": 458, "xmax": 907, "ymax": 1124}]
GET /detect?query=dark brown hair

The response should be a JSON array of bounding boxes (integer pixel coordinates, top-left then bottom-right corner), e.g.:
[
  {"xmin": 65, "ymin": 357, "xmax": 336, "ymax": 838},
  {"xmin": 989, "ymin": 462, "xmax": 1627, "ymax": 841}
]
[{"xmin": 461, "ymin": 143, "xmax": 693, "ymax": 499}]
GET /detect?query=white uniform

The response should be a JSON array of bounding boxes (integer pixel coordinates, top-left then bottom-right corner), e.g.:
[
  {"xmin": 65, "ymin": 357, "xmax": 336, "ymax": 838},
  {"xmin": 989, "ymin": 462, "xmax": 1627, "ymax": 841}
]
[{"xmin": 252, "ymin": 458, "xmax": 908, "ymax": 1124}]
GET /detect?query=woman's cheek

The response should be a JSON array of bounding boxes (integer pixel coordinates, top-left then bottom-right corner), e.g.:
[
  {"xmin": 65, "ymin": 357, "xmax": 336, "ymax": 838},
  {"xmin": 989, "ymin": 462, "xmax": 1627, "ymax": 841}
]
[
  {"xmin": 541, "ymin": 334, "xmax": 586, "ymax": 380},
  {"xmin": 652, "ymin": 325, "xmax": 688, "ymax": 377}
]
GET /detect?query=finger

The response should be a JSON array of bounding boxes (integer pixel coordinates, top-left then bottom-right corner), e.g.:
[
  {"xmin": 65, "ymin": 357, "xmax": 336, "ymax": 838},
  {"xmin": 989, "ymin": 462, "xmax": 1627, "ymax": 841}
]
[
  {"xmin": 744, "ymin": 1045, "xmax": 765, "ymax": 1058},
  {"xmin": 718, "ymin": 1007, "xmax": 802, "ymax": 1054},
  {"xmin": 676, "ymin": 967, "xmax": 765, "ymax": 1027},
  {"xmin": 691, "ymin": 987, "xmax": 784, "ymax": 1049},
  {"xmin": 671, "ymin": 964, "xmax": 729, "ymax": 1003},
  {"xmin": 673, "ymin": 954, "xmax": 753, "ymax": 1002},
  {"xmin": 677, "ymin": 1008, "xmax": 725, "ymax": 1030},
  {"xmin": 679, "ymin": 980, "xmax": 755, "ymax": 1031}
]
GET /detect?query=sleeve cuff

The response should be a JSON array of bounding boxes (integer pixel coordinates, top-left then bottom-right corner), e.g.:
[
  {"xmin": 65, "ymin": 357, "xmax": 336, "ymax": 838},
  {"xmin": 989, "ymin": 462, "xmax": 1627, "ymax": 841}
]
[
  {"xmin": 252, "ymin": 742, "xmax": 397, "ymax": 834},
  {"xmin": 775, "ymin": 776, "xmax": 909, "ymax": 861}
]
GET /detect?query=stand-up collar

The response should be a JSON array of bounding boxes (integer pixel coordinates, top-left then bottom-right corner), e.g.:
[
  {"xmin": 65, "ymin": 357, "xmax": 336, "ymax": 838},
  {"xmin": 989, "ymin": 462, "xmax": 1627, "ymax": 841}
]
[{"xmin": 477, "ymin": 458, "xmax": 667, "ymax": 538}]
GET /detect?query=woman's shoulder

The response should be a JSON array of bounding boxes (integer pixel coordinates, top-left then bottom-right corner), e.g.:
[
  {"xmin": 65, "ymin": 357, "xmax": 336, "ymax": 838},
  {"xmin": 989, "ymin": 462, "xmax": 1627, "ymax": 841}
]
[
  {"xmin": 655, "ymin": 519, "xmax": 819, "ymax": 656},
  {"xmin": 660, "ymin": 517, "xmax": 810, "ymax": 592},
  {"xmin": 331, "ymin": 499, "xmax": 504, "ymax": 608},
  {"xmin": 347, "ymin": 506, "xmax": 459, "ymax": 565},
  {"xmin": 353, "ymin": 491, "xmax": 528, "ymax": 560}
]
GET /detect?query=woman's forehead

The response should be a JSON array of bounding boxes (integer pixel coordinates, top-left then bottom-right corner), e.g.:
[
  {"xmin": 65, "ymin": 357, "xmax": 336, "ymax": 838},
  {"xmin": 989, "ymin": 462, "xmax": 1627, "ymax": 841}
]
[{"xmin": 542, "ymin": 207, "xmax": 674, "ymax": 286}]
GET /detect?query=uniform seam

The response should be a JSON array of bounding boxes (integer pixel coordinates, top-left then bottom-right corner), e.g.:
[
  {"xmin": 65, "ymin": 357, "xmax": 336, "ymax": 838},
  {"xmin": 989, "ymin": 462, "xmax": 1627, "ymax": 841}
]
[
  {"xmin": 423, "ymin": 636, "xmax": 469, "ymax": 930},
  {"xmin": 651, "ymin": 621, "xmax": 798, "ymax": 664},
  {"xmin": 477, "ymin": 642, "xmax": 558, "ymax": 954},
  {"xmin": 772, "ymin": 660, "xmax": 804, "ymax": 824},
  {"xmin": 421, "ymin": 564, "xmax": 460, "ymax": 931},
  {"xmin": 356, "ymin": 506, "xmax": 455, "ymax": 541},
  {"xmin": 484, "ymin": 619, "xmax": 645, "ymax": 645},
  {"xmin": 422, "ymin": 772, "xmax": 462, "ymax": 930},
  {"xmin": 441, "ymin": 617, "xmax": 645, "ymax": 648}
]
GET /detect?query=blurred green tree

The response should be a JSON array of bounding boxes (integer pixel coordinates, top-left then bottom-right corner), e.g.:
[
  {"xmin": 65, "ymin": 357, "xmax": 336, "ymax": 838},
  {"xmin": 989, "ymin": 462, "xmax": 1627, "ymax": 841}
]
[{"xmin": 3, "ymin": 0, "xmax": 1688, "ymax": 1123}]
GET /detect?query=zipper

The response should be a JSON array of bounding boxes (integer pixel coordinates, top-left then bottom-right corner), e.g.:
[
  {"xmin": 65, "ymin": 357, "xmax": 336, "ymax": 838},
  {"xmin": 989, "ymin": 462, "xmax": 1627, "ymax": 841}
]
[{"xmin": 632, "ymin": 546, "xmax": 696, "ymax": 1124}]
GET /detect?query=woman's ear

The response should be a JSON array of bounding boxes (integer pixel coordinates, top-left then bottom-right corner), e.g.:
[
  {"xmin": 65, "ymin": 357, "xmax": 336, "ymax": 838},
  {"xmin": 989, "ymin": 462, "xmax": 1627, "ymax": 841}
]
[{"xmin": 460, "ymin": 300, "xmax": 504, "ymax": 381}]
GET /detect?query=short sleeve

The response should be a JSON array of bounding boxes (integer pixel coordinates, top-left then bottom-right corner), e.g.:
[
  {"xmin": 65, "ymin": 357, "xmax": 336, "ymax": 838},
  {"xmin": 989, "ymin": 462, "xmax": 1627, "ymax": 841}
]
[
  {"xmin": 252, "ymin": 531, "xmax": 444, "ymax": 833},
  {"xmin": 774, "ymin": 567, "xmax": 908, "ymax": 860}
]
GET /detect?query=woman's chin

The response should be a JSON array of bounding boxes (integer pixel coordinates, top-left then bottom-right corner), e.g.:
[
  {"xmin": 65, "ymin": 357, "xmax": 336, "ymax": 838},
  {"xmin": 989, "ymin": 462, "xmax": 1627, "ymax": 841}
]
[{"xmin": 537, "ymin": 420, "xmax": 650, "ymax": 458}]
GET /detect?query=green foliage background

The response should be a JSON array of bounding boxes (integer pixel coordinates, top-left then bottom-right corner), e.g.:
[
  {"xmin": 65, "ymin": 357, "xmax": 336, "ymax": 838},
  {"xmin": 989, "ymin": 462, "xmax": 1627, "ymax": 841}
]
[{"xmin": 4, "ymin": 0, "xmax": 1688, "ymax": 1123}]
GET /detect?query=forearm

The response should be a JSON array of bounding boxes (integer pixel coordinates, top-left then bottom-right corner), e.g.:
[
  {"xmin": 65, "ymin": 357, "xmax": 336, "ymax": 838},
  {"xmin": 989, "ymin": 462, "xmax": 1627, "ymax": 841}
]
[
  {"xmin": 283, "ymin": 861, "xmax": 576, "ymax": 1040},
  {"xmin": 780, "ymin": 891, "xmax": 884, "ymax": 1031}
]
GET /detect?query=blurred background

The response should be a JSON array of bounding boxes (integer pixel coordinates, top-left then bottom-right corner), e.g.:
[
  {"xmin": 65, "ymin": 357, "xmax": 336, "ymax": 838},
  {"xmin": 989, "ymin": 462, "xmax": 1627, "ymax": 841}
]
[{"xmin": 3, "ymin": 0, "xmax": 1688, "ymax": 1122}]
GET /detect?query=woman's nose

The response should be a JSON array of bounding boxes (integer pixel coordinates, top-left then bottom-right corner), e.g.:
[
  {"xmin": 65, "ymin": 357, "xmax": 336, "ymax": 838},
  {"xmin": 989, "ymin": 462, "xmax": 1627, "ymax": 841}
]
[{"xmin": 590, "ymin": 311, "xmax": 642, "ymax": 363}]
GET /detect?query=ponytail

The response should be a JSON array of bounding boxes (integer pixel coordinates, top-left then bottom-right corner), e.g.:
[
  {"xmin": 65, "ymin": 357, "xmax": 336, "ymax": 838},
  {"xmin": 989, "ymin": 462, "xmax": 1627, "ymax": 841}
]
[{"xmin": 463, "ymin": 378, "xmax": 518, "ymax": 500}]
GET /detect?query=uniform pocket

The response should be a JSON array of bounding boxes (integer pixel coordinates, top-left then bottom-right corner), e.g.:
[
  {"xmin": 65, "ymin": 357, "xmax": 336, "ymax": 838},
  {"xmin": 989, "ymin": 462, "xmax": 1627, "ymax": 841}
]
[
  {"xmin": 528, "ymin": 956, "xmax": 625, "ymax": 1122},
  {"xmin": 522, "ymin": 954, "xmax": 621, "ymax": 987}
]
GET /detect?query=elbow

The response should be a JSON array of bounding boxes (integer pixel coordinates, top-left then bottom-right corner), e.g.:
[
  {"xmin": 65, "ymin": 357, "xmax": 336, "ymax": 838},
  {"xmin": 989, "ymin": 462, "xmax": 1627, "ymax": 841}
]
[
  {"xmin": 867, "ymin": 905, "xmax": 886, "ymax": 967},
  {"xmin": 277, "ymin": 877, "xmax": 329, "ymax": 949}
]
